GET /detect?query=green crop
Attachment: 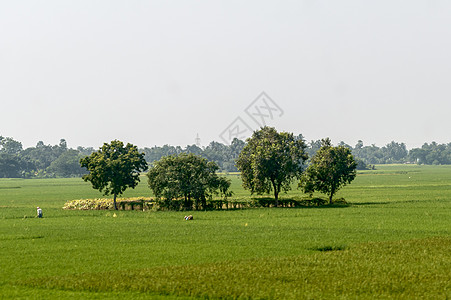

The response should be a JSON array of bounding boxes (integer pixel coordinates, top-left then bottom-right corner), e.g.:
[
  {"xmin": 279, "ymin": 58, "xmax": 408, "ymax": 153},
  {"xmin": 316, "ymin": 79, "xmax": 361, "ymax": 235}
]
[{"xmin": 0, "ymin": 165, "xmax": 450, "ymax": 299}]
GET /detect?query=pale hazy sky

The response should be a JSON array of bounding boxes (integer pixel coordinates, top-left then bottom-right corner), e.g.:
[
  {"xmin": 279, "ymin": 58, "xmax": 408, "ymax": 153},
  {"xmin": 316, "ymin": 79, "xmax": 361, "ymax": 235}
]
[{"xmin": 1, "ymin": 1, "xmax": 450, "ymax": 149}]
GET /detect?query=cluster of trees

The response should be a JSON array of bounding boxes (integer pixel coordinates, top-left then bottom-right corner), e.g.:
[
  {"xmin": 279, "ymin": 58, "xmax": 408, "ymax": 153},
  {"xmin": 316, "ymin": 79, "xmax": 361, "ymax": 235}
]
[
  {"xmin": 81, "ymin": 141, "xmax": 231, "ymax": 210},
  {"xmin": 307, "ymin": 140, "xmax": 451, "ymax": 166},
  {"xmin": 0, "ymin": 135, "xmax": 245, "ymax": 178},
  {"xmin": 408, "ymin": 142, "xmax": 451, "ymax": 165},
  {"xmin": 81, "ymin": 128, "xmax": 357, "ymax": 210},
  {"xmin": 350, "ymin": 140, "xmax": 408, "ymax": 165},
  {"xmin": 0, "ymin": 136, "xmax": 92, "ymax": 178},
  {"xmin": 236, "ymin": 128, "xmax": 356, "ymax": 206},
  {"xmin": 304, "ymin": 139, "xmax": 408, "ymax": 166}
]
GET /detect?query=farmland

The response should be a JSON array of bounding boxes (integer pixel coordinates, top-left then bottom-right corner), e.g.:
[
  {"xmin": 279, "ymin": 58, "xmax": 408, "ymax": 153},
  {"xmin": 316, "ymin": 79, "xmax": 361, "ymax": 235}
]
[{"xmin": 0, "ymin": 165, "xmax": 450, "ymax": 299}]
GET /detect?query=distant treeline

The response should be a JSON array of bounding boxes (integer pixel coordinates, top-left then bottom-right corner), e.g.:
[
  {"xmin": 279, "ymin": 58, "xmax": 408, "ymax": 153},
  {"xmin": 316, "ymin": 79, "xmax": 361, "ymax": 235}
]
[
  {"xmin": 1, "ymin": 135, "xmax": 450, "ymax": 178},
  {"xmin": 0, "ymin": 137, "xmax": 93, "ymax": 178},
  {"xmin": 345, "ymin": 140, "xmax": 451, "ymax": 166},
  {"xmin": 141, "ymin": 138, "xmax": 246, "ymax": 172}
]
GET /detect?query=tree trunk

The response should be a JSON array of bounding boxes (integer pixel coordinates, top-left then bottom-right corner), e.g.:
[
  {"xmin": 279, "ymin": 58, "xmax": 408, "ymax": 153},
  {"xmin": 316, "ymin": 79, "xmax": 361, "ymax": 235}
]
[
  {"xmin": 272, "ymin": 179, "xmax": 279, "ymax": 207},
  {"xmin": 113, "ymin": 193, "xmax": 118, "ymax": 210},
  {"xmin": 201, "ymin": 196, "xmax": 206, "ymax": 210},
  {"xmin": 329, "ymin": 187, "xmax": 335, "ymax": 205},
  {"xmin": 187, "ymin": 194, "xmax": 192, "ymax": 211}
]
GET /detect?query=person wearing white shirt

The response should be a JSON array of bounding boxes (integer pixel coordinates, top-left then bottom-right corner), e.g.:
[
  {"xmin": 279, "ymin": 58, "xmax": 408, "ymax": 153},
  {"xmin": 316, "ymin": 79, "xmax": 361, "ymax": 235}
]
[{"xmin": 37, "ymin": 207, "xmax": 43, "ymax": 218}]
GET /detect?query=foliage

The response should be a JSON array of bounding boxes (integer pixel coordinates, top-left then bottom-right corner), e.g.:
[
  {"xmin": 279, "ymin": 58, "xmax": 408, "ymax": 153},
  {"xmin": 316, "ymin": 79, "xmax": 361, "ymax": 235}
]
[
  {"xmin": 0, "ymin": 137, "xmax": 27, "ymax": 178},
  {"xmin": 63, "ymin": 197, "xmax": 153, "ymax": 210},
  {"xmin": 355, "ymin": 158, "xmax": 374, "ymax": 170},
  {"xmin": 306, "ymin": 139, "xmax": 323, "ymax": 158},
  {"xmin": 48, "ymin": 149, "xmax": 86, "ymax": 177},
  {"xmin": 141, "ymin": 138, "xmax": 245, "ymax": 172},
  {"xmin": 21, "ymin": 139, "xmax": 68, "ymax": 171},
  {"xmin": 141, "ymin": 144, "xmax": 184, "ymax": 163},
  {"xmin": 352, "ymin": 140, "xmax": 408, "ymax": 164},
  {"xmin": 76, "ymin": 146, "xmax": 95, "ymax": 157},
  {"xmin": 236, "ymin": 126, "xmax": 308, "ymax": 206},
  {"xmin": 408, "ymin": 142, "xmax": 451, "ymax": 165},
  {"xmin": 0, "ymin": 153, "xmax": 28, "ymax": 178},
  {"xmin": 203, "ymin": 139, "xmax": 245, "ymax": 171},
  {"xmin": 80, "ymin": 140, "xmax": 148, "ymax": 210},
  {"xmin": 306, "ymin": 139, "xmax": 409, "ymax": 165},
  {"xmin": 0, "ymin": 136, "xmax": 23, "ymax": 154},
  {"xmin": 300, "ymin": 138, "xmax": 357, "ymax": 204},
  {"xmin": 147, "ymin": 153, "xmax": 231, "ymax": 210},
  {"xmin": 0, "ymin": 137, "xmax": 93, "ymax": 178}
]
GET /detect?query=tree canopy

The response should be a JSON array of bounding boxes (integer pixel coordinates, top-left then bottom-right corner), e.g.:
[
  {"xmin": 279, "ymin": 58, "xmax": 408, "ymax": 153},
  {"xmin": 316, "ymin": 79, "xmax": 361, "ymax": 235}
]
[
  {"xmin": 236, "ymin": 126, "xmax": 308, "ymax": 206},
  {"xmin": 300, "ymin": 138, "xmax": 357, "ymax": 204},
  {"xmin": 80, "ymin": 140, "xmax": 148, "ymax": 210},
  {"xmin": 147, "ymin": 153, "xmax": 231, "ymax": 210}
]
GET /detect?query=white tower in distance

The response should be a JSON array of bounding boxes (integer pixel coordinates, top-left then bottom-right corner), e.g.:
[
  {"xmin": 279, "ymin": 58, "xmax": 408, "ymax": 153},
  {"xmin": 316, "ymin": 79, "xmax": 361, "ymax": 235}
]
[{"xmin": 195, "ymin": 133, "xmax": 201, "ymax": 147}]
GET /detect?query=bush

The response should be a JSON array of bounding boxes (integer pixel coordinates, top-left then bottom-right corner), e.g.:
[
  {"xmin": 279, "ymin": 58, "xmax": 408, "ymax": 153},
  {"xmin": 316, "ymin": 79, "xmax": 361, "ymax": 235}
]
[
  {"xmin": 63, "ymin": 197, "xmax": 154, "ymax": 210},
  {"xmin": 63, "ymin": 196, "xmax": 347, "ymax": 211},
  {"xmin": 332, "ymin": 197, "xmax": 348, "ymax": 205}
]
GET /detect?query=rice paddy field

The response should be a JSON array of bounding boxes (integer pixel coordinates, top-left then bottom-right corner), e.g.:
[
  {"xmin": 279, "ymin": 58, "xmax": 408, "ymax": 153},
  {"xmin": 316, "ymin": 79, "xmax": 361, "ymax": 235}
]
[{"xmin": 0, "ymin": 165, "xmax": 450, "ymax": 299}]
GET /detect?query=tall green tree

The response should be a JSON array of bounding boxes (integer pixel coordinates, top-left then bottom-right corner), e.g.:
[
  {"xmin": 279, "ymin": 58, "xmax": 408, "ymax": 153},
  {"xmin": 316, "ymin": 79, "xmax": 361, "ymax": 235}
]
[
  {"xmin": 300, "ymin": 138, "xmax": 357, "ymax": 204},
  {"xmin": 80, "ymin": 140, "xmax": 148, "ymax": 210},
  {"xmin": 236, "ymin": 126, "xmax": 308, "ymax": 206},
  {"xmin": 147, "ymin": 153, "xmax": 231, "ymax": 210}
]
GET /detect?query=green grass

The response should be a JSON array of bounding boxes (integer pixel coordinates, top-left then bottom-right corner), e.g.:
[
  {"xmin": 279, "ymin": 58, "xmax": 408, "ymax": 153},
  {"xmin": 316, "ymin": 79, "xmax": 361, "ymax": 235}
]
[
  {"xmin": 22, "ymin": 237, "xmax": 451, "ymax": 299},
  {"xmin": 0, "ymin": 165, "xmax": 450, "ymax": 299}
]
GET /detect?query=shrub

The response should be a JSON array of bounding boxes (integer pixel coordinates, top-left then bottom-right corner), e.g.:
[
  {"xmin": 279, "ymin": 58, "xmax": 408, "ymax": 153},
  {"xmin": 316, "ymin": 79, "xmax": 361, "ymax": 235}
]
[
  {"xmin": 63, "ymin": 197, "xmax": 154, "ymax": 210},
  {"xmin": 63, "ymin": 196, "xmax": 345, "ymax": 211}
]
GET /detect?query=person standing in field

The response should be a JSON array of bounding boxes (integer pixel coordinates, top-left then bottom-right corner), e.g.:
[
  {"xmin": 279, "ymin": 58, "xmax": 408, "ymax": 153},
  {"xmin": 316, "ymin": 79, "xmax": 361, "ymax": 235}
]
[{"xmin": 36, "ymin": 207, "xmax": 43, "ymax": 218}]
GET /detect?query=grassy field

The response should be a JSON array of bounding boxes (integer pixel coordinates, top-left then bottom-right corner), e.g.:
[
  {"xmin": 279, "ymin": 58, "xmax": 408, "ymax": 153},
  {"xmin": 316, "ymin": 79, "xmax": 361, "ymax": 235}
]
[{"xmin": 0, "ymin": 165, "xmax": 450, "ymax": 299}]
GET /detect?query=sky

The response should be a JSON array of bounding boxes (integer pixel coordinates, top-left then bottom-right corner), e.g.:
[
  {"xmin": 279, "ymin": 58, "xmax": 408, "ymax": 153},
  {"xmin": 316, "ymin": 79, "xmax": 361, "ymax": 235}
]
[{"xmin": 1, "ymin": 1, "xmax": 450, "ymax": 149}]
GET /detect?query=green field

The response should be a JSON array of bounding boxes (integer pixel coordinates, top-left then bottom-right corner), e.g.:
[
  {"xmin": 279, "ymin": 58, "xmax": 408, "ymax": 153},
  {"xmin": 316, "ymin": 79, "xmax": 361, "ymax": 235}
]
[{"xmin": 1, "ymin": 165, "xmax": 450, "ymax": 299}]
